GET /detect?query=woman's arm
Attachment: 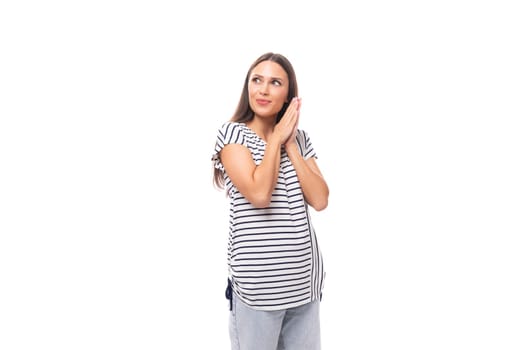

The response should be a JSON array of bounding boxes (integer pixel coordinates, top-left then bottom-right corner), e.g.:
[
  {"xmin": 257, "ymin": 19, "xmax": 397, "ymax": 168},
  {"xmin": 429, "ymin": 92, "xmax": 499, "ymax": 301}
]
[
  {"xmin": 285, "ymin": 143, "xmax": 329, "ymax": 211},
  {"xmin": 220, "ymin": 136, "xmax": 282, "ymax": 208}
]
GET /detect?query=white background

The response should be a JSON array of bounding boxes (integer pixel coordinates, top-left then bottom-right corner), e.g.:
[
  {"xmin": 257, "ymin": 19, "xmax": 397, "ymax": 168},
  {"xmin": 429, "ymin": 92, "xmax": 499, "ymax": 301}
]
[{"xmin": 1, "ymin": 1, "xmax": 524, "ymax": 349}]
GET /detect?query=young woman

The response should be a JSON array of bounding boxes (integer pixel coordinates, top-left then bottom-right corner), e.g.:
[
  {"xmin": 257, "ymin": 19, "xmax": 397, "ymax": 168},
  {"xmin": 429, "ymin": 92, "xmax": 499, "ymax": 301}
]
[{"xmin": 212, "ymin": 52, "xmax": 329, "ymax": 350}]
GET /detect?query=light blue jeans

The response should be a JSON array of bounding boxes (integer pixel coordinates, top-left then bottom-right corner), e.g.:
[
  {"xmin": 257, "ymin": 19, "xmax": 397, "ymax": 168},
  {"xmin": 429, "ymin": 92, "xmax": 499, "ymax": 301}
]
[{"xmin": 229, "ymin": 292, "xmax": 321, "ymax": 350}]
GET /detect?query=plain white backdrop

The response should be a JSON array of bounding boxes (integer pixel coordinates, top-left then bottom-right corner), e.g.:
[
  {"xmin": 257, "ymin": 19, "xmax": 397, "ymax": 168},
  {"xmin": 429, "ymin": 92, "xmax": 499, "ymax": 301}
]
[{"xmin": 1, "ymin": 1, "xmax": 524, "ymax": 349}]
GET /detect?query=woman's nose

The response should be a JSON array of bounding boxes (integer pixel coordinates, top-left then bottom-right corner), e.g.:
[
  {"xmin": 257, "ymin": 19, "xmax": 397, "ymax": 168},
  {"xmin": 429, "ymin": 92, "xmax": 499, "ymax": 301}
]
[{"xmin": 259, "ymin": 83, "xmax": 269, "ymax": 95}]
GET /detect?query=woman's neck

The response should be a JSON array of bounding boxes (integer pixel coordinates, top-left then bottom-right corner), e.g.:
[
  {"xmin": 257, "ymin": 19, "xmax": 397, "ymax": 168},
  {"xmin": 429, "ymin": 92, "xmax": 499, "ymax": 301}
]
[{"xmin": 245, "ymin": 117, "xmax": 275, "ymax": 142}]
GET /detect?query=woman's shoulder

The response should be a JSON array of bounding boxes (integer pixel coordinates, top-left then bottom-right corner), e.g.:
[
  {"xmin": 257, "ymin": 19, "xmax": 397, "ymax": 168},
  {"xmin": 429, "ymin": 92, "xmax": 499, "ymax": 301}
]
[
  {"xmin": 295, "ymin": 128, "xmax": 310, "ymax": 141},
  {"xmin": 215, "ymin": 121, "xmax": 251, "ymax": 146},
  {"xmin": 294, "ymin": 128, "xmax": 317, "ymax": 157},
  {"xmin": 218, "ymin": 121, "xmax": 246, "ymax": 134}
]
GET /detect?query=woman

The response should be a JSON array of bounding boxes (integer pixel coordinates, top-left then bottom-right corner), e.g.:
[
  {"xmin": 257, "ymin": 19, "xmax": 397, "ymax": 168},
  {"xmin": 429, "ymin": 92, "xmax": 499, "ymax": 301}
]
[{"xmin": 212, "ymin": 52, "xmax": 329, "ymax": 350}]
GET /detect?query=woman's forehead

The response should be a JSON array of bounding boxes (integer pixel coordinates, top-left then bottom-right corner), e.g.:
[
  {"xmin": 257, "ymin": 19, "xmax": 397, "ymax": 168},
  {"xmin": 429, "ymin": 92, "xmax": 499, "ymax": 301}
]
[{"xmin": 251, "ymin": 61, "xmax": 287, "ymax": 79}]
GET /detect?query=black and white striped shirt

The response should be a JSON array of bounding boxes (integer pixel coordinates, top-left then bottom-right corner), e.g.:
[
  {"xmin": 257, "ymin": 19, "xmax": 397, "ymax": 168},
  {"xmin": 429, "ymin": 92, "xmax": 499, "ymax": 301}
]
[{"xmin": 212, "ymin": 122, "xmax": 325, "ymax": 311}]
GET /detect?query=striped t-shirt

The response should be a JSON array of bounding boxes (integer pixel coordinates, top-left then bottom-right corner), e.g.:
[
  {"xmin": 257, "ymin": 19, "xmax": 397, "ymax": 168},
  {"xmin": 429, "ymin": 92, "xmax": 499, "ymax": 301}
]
[{"xmin": 212, "ymin": 122, "xmax": 325, "ymax": 311}]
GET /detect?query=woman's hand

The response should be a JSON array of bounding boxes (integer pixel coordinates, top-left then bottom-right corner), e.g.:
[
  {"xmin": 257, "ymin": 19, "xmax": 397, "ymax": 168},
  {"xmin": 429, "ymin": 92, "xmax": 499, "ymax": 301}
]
[
  {"xmin": 274, "ymin": 97, "xmax": 301, "ymax": 146},
  {"xmin": 285, "ymin": 97, "xmax": 301, "ymax": 147}
]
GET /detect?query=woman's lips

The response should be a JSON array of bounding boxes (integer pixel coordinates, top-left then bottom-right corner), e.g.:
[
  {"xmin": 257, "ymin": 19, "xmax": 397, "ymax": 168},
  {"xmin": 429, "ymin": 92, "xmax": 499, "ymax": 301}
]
[{"xmin": 255, "ymin": 99, "xmax": 271, "ymax": 106}]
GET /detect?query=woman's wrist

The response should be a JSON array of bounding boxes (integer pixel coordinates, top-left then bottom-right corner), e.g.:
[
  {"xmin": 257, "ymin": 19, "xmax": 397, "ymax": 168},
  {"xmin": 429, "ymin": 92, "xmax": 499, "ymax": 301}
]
[
  {"xmin": 284, "ymin": 141, "xmax": 298, "ymax": 154},
  {"xmin": 267, "ymin": 133, "xmax": 283, "ymax": 148}
]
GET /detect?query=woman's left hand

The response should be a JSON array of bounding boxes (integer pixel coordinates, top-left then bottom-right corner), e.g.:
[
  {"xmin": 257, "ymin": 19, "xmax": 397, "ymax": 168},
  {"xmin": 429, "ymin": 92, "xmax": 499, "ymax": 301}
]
[{"xmin": 284, "ymin": 97, "xmax": 301, "ymax": 147}]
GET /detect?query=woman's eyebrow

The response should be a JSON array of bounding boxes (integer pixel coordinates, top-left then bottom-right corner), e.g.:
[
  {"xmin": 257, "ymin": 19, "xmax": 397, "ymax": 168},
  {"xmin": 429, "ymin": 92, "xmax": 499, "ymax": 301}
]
[{"xmin": 251, "ymin": 73, "xmax": 284, "ymax": 81}]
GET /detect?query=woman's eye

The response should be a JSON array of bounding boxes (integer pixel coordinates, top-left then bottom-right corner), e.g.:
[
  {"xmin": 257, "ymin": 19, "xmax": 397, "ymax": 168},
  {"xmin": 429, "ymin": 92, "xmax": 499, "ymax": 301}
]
[
  {"xmin": 252, "ymin": 77, "xmax": 261, "ymax": 83},
  {"xmin": 272, "ymin": 80, "xmax": 282, "ymax": 86}
]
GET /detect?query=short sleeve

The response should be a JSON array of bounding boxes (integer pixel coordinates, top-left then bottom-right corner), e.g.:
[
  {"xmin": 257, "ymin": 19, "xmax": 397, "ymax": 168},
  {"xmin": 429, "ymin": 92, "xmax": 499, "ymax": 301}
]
[
  {"xmin": 211, "ymin": 122, "xmax": 246, "ymax": 171},
  {"xmin": 295, "ymin": 129, "xmax": 317, "ymax": 160}
]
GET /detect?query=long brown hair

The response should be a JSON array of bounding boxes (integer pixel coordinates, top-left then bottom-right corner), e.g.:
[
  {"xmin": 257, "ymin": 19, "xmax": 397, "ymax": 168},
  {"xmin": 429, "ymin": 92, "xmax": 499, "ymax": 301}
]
[{"xmin": 213, "ymin": 52, "xmax": 299, "ymax": 189}]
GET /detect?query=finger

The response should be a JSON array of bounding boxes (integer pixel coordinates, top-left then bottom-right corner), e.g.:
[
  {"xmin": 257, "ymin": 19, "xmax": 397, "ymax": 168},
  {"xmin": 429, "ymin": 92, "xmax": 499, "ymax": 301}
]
[{"xmin": 281, "ymin": 100, "xmax": 298, "ymax": 124}]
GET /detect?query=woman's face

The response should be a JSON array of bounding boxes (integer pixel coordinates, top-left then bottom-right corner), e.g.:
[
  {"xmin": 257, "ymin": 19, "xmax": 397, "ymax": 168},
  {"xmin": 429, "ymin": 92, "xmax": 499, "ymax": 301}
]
[{"xmin": 247, "ymin": 60, "xmax": 289, "ymax": 119}]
